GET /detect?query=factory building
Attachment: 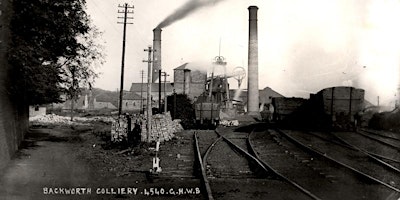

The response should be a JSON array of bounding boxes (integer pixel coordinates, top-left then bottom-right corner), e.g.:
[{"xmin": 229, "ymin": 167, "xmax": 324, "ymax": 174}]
[
  {"xmin": 173, "ymin": 63, "xmax": 207, "ymax": 100},
  {"xmin": 230, "ymin": 87, "xmax": 284, "ymax": 112},
  {"xmin": 129, "ymin": 83, "xmax": 174, "ymax": 103},
  {"xmin": 129, "ymin": 62, "xmax": 207, "ymax": 107}
]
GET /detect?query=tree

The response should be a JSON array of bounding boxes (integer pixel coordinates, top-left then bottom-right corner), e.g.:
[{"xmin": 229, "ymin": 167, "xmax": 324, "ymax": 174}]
[
  {"xmin": 167, "ymin": 94, "xmax": 195, "ymax": 129},
  {"xmin": 60, "ymin": 26, "xmax": 105, "ymax": 120},
  {"xmin": 8, "ymin": 0, "xmax": 105, "ymax": 106}
]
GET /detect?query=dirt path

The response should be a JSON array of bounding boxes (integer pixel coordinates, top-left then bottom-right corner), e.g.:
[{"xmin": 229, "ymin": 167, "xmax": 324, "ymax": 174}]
[
  {"xmin": 0, "ymin": 127, "xmax": 98, "ymax": 199},
  {"xmin": 0, "ymin": 126, "xmax": 204, "ymax": 200}
]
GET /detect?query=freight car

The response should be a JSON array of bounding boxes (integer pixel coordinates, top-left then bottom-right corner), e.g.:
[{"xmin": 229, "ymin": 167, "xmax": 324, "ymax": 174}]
[
  {"xmin": 193, "ymin": 76, "xmax": 228, "ymax": 128},
  {"xmin": 312, "ymin": 86, "xmax": 364, "ymax": 130},
  {"xmin": 271, "ymin": 86, "xmax": 365, "ymax": 130},
  {"xmin": 194, "ymin": 102, "xmax": 220, "ymax": 128},
  {"xmin": 271, "ymin": 97, "xmax": 307, "ymax": 121}
]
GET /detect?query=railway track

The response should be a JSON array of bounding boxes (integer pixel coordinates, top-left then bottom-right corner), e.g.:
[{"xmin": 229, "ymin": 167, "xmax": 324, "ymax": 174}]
[
  {"xmin": 361, "ymin": 128, "xmax": 400, "ymax": 142},
  {"xmin": 306, "ymin": 131, "xmax": 400, "ymax": 169},
  {"xmin": 331, "ymin": 131, "xmax": 400, "ymax": 170},
  {"xmin": 194, "ymin": 127, "xmax": 317, "ymax": 200},
  {"xmin": 281, "ymin": 129, "xmax": 400, "ymax": 199},
  {"xmin": 251, "ymin": 128, "xmax": 400, "ymax": 199},
  {"xmin": 356, "ymin": 129, "xmax": 400, "ymax": 149}
]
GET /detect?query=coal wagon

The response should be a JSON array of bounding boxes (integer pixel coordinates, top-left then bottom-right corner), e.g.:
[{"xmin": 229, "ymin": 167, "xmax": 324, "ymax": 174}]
[
  {"xmin": 270, "ymin": 86, "xmax": 365, "ymax": 130},
  {"xmin": 271, "ymin": 97, "xmax": 307, "ymax": 122},
  {"xmin": 312, "ymin": 86, "xmax": 364, "ymax": 129},
  {"xmin": 194, "ymin": 102, "xmax": 220, "ymax": 128}
]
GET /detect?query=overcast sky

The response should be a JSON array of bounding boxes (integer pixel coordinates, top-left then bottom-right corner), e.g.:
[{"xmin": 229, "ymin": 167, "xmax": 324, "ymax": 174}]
[{"xmin": 85, "ymin": 0, "xmax": 400, "ymax": 106}]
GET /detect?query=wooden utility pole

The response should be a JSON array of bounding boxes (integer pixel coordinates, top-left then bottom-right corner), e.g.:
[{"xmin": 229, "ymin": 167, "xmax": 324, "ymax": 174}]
[
  {"xmin": 159, "ymin": 69, "xmax": 162, "ymax": 111},
  {"xmin": 161, "ymin": 71, "xmax": 169, "ymax": 113},
  {"xmin": 117, "ymin": 3, "xmax": 134, "ymax": 116},
  {"xmin": 143, "ymin": 46, "xmax": 154, "ymax": 142},
  {"xmin": 140, "ymin": 70, "xmax": 145, "ymax": 114},
  {"xmin": 70, "ymin": 66, "xmax": 77, "ymax": 121}
]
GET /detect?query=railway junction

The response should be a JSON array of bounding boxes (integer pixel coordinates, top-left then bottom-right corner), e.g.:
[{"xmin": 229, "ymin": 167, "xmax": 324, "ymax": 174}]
[{"xmin": 145, "ymin": 119, "xmax": 399, "ymax": 200}]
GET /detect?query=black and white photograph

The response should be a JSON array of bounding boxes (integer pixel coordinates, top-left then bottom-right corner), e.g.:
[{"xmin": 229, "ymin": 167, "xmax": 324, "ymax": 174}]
[{"xmin": 1, "ymin": 0, "xmax": 400, "ymax": 199}]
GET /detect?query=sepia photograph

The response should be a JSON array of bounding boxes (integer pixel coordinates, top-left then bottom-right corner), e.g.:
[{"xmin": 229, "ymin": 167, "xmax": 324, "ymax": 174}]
[{"xmin": 1, "ymin": 0, "xmax": 400, "ymax": 199}]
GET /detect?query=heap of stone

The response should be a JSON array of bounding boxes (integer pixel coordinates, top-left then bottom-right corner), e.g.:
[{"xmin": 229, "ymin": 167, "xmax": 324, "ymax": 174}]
[
  {"xmin": 30, "ymin": 114, "xmax": 114, "ymax": 125},
  {"xmin": 140, "ymin": 112, "xmax": 183, "ymax": 143},
  {"xmin": 110, "ymin": 116, "xmax": 129, "ymax": 142},
  {"xmin": 30, "ymin": 114, "xmax": 75, "ymax": 125}
]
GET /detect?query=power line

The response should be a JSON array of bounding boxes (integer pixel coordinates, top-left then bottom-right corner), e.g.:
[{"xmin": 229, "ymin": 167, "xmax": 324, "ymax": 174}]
[
  {"xmin": 87, "ymin": 0, "xmax": 146, "ymax": 59},
  {"xmin": 117, "ymin": 3, "xmax": 134, "ymax": 116}
]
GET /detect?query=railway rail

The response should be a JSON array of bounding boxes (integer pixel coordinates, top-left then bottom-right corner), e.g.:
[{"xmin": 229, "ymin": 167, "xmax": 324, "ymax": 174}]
[
  {"xmin": 332, "ymin": 131, "xmax": 400, "ymax": 170},
  {"xmin": 307, "ymin": 131, "xmax": 400, "ymax": 168},
  {"xmin": 355, "ymin": 129, "xmax": 400, "ymax": 150},
  {"xmin": 193, "ymin": 127, "xmax": 317, "ymax": 200},
  {"xmin": 251, "ymin": 128, "xmax": 400, "ymax": 199},
  {"xmin": 361, "ymin": 128, "xmax": 400, "ymax": 142},
  {"xmin": 280, "ymin": 129, "xmax": 400, "ymax": 199},
  {"xmin": 192, "ymin": 124, "xmax": 400, "ymax": 199}
]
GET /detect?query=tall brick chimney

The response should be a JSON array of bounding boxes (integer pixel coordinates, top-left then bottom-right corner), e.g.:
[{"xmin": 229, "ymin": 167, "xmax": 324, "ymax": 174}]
[
  {"xmin": 247, "ymin": 6, "xmax": 260, "ymax": 117},
  {"xmin": 152, "ymin": 28, "xmax": 162, "ymax": 83}
]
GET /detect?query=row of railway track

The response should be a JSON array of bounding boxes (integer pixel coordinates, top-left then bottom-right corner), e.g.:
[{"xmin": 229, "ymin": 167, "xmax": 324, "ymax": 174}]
[{"xmin": 192, "ymin": 124, "xmax": 400, "ymax": 200}]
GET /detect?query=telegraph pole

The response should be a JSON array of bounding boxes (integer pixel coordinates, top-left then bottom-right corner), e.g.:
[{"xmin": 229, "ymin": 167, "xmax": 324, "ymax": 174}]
[
  {"xmin": 143, "ymin": 46, "xmax": 153, "ymax": 142},
  {"xmin": 140, "ymin": 70, "xmax": 145, "ymax": 114},
  {"xmin": 159, "ymin": 69, "xmax": 162, "ymax": 111},
  {"xmin": 117, "ymin": 3, "xmax": 134, "ymax": 116},
  {"xmin": 161, "ymin": 71, "xmax": 169, "ymax": 113}
]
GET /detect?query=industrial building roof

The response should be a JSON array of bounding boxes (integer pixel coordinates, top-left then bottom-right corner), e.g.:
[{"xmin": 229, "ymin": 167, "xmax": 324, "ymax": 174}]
[
  {"xmin": 129, "ymin": 83, "xmax": 174, "ymax": 93},
  {"xmin": 122, "ymin": 92, "xmax": 144, "ymax": 100},
  {"xmin": 174, "ymin": 63, "xmax": 190, "ymax": 70},
  {"xmin": 229, "ymin": 87, "xmax": 285, "ymax": 104}
]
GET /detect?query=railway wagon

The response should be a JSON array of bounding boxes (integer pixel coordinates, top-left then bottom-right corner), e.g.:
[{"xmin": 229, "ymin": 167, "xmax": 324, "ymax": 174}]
[
  {"xmin": 311, "ymin": 86, "xmax": 365, "ymax": 129},
  {"xmin": 271, "ymin": 97, "xmax": 307, "ymax": 121},
  {"xmin": 194, "ymin": 102, "xmax": 220, "ymax": 128},
  {"xmin": 271, "ymin": 86, "xmax": 365, "ymax": 130}
]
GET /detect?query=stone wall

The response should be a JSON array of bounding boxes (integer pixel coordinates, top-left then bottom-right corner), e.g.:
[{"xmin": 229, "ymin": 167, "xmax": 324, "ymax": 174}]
[{"xmin": 0, "ymin": 0, "xmax": 29, "ymax": 172}]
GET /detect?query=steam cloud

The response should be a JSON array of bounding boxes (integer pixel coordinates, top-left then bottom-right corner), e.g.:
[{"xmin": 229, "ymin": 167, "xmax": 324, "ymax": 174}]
[{"xmin": 156, "ymin": 0, "xmax": 225, "ymax": 29}]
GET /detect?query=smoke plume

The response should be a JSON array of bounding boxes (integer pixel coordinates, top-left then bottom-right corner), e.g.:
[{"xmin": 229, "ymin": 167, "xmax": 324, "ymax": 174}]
[{"xmin": 156, "ymin": 0, "xmax": 224, "ymax": 29}]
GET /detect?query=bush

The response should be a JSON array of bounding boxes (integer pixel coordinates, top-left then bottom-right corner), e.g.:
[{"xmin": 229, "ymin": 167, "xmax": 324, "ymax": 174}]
[{"xmin": 167, "ymin": 94, "xmax": 195, "ymax": 129}]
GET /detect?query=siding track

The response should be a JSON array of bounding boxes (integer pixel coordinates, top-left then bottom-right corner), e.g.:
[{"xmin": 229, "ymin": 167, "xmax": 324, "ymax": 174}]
[
  {"xmin": 279, "ymin": 129, "xmax": 400, "ymax": 199},
  {"xmin": 194, "ymin": 127, "xmax": 318, "ymax": 200}
]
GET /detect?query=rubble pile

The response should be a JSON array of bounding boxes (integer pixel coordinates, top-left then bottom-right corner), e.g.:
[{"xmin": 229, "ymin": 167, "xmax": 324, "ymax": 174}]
[
  {"xmin": 110, "ymin": 117, "xmax": 129, "ymax": 142},
  {"xmin": 110, "ymin": 112, "xmax": 184, "ymax": 143},
  {"xmin": 141, "ymin": 112, "xmax": 184, "ymax": 143},
  {"xmin": 30, "ymin": 114, "xmax": 114, "ymax": 125},
  {"xmin": 220, "ymin": 119, "xmax": 240, "ymax": 127}
]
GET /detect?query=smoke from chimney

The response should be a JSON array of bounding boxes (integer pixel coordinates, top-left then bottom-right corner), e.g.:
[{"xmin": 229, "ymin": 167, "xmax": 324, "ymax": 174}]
[{"xmin": 156, "ymin": 0, "xmax": 225, "ymax": 29}]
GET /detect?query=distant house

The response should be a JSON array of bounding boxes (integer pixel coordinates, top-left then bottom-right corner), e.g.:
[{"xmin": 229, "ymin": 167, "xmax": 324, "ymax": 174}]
[
  {"xmin": 59, "ymin": 94, "xmax": 89, "ymax": 110},
  {"xmin": 129, "ymin": 83, "xmax": 173, "ymax": 108},
  {"xmin": 29, "ymin": 105, "xmax": 46, "ymax": 117},
  {"xmin": 49, "ymin": 89, "xmax": 118, "ymax": 111},
  {"xmin": 93, "ymin": 93, "xmax": 118, "ymax": 110},
  {"xmin": 121, "ymin": 92, "xmax": 144, "ymax": 111}
]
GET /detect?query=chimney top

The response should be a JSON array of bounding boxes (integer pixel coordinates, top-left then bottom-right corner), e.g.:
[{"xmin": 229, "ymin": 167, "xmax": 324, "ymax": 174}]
[
  {"xmin": 153, "ymin": 27, "xmax": 162, "ymax": 32},
  {"xmin": 248, "ymin": 6, "xmax": 258, "ymax": 10}
]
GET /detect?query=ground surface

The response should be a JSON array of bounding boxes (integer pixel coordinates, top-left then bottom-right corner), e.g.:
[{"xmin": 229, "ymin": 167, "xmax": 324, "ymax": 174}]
[
  {"xmin": 2, "ymin": 116, "xmax": 399, "ymax": 200},
  {"xmin": 0, "ymin": 122, "xmax": 203, "ymax": 200}
]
